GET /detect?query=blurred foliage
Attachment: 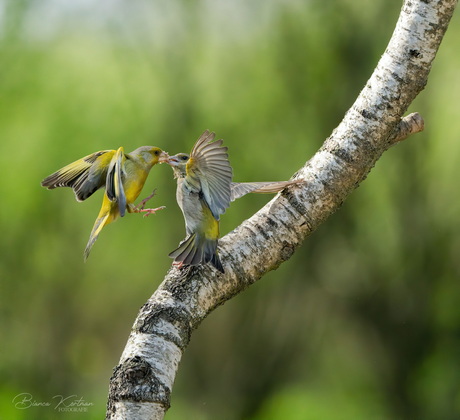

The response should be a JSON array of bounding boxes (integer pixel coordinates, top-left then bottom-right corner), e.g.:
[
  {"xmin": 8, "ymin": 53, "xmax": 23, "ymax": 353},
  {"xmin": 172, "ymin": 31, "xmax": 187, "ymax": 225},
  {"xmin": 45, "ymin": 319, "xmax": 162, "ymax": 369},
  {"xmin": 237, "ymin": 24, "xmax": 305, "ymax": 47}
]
[{"xmin": 0, "ymin": 0, "xmax": 459, "ymax": 419}]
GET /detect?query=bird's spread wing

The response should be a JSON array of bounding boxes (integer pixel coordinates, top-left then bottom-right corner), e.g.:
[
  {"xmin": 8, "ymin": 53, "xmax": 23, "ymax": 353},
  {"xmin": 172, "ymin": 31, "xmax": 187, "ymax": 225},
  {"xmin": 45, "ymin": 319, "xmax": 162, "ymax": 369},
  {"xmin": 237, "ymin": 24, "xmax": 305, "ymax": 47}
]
[
  {"xmin": 41, "ymin": 150, "xmax": 114, "ymax": 201},
  {"xmin": 230, "ymin": 180, "xmax": 302, "ymax": 202},
  {"xmin": 106, "ymin": 147, "xmax": 127, "ymax": 217},
  {"xmin": 186, "ymin": 130, "xmax": 233, "ymax": 219}
]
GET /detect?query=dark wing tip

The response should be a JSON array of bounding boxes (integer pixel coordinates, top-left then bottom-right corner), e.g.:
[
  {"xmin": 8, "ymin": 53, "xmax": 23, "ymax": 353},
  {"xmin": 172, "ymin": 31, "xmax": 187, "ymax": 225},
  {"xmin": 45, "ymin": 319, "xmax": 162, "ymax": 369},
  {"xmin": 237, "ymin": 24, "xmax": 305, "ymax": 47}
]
[
  {"xmin": 41, "ymin": 181, "xmax": 56, "ymax": 189},
  {"xmin": 41, "ymin": 173, "xmax": 60, "ymax": 189}
]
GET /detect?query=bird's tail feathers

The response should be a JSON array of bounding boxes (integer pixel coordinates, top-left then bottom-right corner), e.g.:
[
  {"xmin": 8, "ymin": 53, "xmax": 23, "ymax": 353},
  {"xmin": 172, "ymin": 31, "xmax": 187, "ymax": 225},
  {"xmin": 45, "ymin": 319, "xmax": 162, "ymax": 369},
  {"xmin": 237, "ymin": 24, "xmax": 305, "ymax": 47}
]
[
  {"xmin": 169, "ymin": 233, "xmax": 224, "ymax": 273},
  {"xmin": 84, "ymin": 212, "xmax": 110, "ymax": 261},
  {"xmin": 209, "ymin": 250, "xmax": 224, "ymax": 273}
]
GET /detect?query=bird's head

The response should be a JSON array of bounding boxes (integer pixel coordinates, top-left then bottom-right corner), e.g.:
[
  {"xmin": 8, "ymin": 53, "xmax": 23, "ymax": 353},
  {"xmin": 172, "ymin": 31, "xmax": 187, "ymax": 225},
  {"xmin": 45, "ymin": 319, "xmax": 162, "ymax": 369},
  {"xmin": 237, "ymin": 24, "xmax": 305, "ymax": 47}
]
[
  {"xmin": 166, "ymin": 153, "xmax": 190, "ymax": 178},
  {"xmin": 132, "ymin": 146, "xmax": 169, "ymax": 166}
]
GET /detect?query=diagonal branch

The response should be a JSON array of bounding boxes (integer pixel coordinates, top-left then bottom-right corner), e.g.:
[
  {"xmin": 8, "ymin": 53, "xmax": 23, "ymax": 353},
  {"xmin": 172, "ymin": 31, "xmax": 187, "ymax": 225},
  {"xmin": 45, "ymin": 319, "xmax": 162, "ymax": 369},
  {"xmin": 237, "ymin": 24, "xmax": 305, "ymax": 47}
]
[{"xmin": 106, "ymin": 1, "xmax": 457, "ymax": 419}]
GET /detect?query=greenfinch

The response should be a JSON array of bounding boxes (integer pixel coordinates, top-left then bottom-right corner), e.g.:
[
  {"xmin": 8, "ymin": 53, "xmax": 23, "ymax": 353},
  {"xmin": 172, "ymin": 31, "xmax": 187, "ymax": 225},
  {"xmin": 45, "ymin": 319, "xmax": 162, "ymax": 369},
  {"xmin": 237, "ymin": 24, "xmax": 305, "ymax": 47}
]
[
  {"xmin": 165, "ymin": 130, "xmax": 301, "ymax": 273},
  {"xmin": 42, "ymin": 146, "xmax": 169, "ymax": 260}
]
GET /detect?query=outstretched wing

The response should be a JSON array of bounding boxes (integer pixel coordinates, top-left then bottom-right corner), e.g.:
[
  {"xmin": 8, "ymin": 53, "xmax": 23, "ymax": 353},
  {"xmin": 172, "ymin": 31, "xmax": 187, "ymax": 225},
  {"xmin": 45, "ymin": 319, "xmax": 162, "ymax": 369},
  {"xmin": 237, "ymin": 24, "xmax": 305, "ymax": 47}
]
[
  {"xmin": 106, "ymin": 147, "xmax": 127, "ymax": 217},
  {"xmin": 186, "ymin": 130, "xmax": 233, "ymax": 219},
  {"xmin": 41, "ymin": 150, "xmax": 114, "ymax": 201},
  {"xmin": 230, "ymin": 180, "xmax": 303, "ymax": 202}
]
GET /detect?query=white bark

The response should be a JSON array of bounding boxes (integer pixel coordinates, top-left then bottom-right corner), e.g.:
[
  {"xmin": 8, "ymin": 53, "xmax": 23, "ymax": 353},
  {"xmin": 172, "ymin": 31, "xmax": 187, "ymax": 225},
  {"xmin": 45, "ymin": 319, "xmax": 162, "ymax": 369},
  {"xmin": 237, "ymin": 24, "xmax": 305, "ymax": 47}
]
[{"xmin": 106, "ymin": 1, "xmax": 458, "ymax": 419}]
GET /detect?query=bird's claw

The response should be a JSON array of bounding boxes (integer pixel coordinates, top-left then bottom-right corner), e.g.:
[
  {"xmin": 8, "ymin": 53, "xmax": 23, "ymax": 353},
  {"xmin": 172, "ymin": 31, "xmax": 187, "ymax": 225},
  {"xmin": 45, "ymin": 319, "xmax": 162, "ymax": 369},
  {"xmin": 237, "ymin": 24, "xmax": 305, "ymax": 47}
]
[
  {"xmin": 136, "ymin": 189, "xmax": 157, "ymax": 211},
  {"xmin": 140, "ymin": 206, "xmax": 166, "ymax": 218},
  {"xmin": 172, "ymin": 261, "xmax": 184, "ymax": 269}
]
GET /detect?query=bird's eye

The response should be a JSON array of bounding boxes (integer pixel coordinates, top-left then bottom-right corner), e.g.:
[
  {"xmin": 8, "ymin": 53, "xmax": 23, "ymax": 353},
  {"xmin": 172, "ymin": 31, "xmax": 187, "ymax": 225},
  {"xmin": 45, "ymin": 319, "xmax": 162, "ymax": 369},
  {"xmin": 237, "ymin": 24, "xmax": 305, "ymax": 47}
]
[
  {"xmin": 154, "ymin": 150, "xmax": 160, "ymax": 156},
  {"xmin": 181, "ymin": 155, "xmax": 188, "ymax": 161}
]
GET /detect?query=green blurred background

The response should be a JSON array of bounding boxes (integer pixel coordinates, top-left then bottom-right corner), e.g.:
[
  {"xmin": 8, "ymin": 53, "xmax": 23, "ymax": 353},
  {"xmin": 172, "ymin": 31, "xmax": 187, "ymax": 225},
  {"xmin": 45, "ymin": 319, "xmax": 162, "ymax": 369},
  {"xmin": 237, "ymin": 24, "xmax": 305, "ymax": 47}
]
[{"xmin": 1, "ymin": 0, "xmax": 459, "ymax": 419}]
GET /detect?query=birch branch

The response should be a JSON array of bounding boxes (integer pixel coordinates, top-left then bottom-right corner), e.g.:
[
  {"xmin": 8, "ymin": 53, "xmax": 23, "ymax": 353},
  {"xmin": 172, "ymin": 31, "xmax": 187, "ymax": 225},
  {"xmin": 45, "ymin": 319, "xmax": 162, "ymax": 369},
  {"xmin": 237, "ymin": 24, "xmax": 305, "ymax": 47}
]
[{"xmin": 106, "ymin": 1, "xmax": 457, "ymax": 418}]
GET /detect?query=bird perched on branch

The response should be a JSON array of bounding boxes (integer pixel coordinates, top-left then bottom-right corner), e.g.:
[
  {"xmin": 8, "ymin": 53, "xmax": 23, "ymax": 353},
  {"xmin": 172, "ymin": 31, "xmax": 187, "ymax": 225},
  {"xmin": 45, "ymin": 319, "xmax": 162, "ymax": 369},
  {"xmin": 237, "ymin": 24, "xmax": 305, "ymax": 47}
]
[
  {"xmin": 165, "ymin": 130, "xmax": 302, "ymax": 273},
  {"xmin": 41, "ymin": 146, "xmax": 169, "ymax": 259}
]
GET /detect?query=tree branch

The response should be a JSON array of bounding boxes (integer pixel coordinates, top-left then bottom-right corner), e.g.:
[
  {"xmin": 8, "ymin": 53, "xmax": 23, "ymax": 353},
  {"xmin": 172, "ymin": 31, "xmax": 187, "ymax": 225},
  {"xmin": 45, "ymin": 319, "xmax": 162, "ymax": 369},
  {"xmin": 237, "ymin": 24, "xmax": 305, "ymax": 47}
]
[
  {"xmin": 106, "ymin": 1, "xmax": 457, "ymax": 418},
  {"xmin": 389, "ymin": 112, "xmax": 425, "ymax": 144}
]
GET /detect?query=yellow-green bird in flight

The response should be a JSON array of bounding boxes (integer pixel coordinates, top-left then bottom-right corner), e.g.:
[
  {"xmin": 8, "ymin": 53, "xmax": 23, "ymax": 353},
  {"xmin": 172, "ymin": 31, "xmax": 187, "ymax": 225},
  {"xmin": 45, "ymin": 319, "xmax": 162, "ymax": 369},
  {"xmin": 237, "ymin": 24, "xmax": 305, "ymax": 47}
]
[
  {"xmin": 42, "ymin": 146, "xmax": 169, "ymax": 259},
  {"xmin": 165, "ymin": 130, "xmax": 301, "ymax": 273}
]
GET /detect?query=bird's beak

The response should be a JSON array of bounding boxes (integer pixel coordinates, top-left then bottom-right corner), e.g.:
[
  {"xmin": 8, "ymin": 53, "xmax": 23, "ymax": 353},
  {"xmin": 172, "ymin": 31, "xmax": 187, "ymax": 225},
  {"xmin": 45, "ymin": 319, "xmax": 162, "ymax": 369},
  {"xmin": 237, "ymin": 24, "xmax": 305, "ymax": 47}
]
[
  {"xmin": 158, "ymin": 151, "xmax": 170, "ymax": 164},
  {"xmin": 166, "ymin": 155, "xmax": 181, "ymax": 167}
]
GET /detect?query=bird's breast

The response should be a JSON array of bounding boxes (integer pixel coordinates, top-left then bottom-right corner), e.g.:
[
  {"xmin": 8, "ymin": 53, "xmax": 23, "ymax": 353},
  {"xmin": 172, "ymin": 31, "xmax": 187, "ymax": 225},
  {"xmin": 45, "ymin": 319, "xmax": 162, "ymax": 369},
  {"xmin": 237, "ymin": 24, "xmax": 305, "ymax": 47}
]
[
  {"xmin": 177, "ymin": 183, "xmax": 218, "ymax": 238},
  {"xmin": 123, "ymin": 170, "xmax": 149, "ymax": 203}
]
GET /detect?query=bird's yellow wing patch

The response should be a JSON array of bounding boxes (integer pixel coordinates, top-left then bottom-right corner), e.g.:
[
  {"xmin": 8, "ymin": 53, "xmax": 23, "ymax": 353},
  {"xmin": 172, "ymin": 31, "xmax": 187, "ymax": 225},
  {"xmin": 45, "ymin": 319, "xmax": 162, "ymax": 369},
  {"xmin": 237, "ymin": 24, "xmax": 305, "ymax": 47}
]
[{"xmin": 106, "ymin": 147, "xmax": 127, "ymax": 217}]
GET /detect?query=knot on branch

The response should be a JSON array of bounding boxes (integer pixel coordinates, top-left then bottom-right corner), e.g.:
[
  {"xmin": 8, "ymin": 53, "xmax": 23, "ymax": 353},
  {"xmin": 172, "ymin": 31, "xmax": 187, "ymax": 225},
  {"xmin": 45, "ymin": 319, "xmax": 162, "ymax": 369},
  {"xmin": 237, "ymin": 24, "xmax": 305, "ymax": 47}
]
[
  {"xmin": 135, "ymin": 304, "xmax": 192, "ymax": 350},
  {"xmin": 108, "ymin": 356, "xmax": 171, "ymax": 408}
]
